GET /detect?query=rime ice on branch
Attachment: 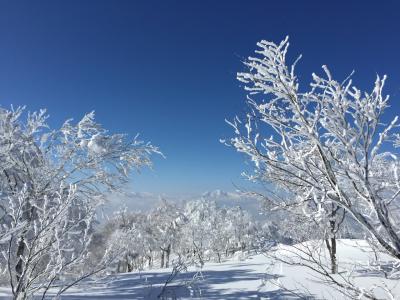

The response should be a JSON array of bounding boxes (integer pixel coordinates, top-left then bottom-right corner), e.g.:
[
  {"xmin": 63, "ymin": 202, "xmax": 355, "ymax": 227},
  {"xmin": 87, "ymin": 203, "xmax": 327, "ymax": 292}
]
[
  {"xmin": 0, "ymin": 107, "xmax": 160, "ymax": 300},
  {"xmin": 225, "ymin": 37, "xmax": 400, "ymax": 273}
]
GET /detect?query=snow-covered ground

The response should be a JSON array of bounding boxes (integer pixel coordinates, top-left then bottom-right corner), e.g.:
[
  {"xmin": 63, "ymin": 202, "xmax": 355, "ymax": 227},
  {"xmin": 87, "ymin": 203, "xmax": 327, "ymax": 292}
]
[{"xmin": 1, "ymin": 240, "xmax": 399, "ymax": 299}]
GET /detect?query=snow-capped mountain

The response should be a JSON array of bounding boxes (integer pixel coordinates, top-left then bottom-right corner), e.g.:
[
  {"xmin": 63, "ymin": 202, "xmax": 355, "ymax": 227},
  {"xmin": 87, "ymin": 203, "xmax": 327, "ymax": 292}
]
[
  {"xmin": 201, "ymin": 189, "xmax": 241, "ymax": 199},
  {"xmin": 198, "ymin": 189, "xmax": 263, "ymax": 219}
]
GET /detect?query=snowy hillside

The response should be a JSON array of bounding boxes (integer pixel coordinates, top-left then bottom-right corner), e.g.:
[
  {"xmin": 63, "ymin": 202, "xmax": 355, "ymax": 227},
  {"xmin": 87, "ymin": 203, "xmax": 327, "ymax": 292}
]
[{"xmin": 1, "ymin": 240, "xmax": 396, "ymax": 299}]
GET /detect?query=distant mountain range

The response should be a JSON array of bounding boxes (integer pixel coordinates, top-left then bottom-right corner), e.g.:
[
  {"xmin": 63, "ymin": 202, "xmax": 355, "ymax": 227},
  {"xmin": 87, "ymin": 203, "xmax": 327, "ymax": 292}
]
[{"xmin": 102, "ymin": 189, "xmax": 265, "ymax": 221}]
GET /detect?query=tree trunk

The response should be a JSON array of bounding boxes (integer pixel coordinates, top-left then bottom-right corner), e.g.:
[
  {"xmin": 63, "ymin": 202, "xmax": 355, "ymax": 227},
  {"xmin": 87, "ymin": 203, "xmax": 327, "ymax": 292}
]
[
  {"xmin": 326, "ymin": 204, "xmax": 339, "ymax": 274},
  {"xmin": 147, "ymin": 255, "xmax": 152, "ymax": 268},
  {"xmin": 165, "ymin": 245, "xmax": 171, "ymax": 268},
  {"xmin": 160, "ymin": 251, "xmax": 165, "ymax": 268},
  {"xmin": 197, "ymin": 251, "xmax": 204, "ymax": 267},
  {"xmin": 325, "ymin": 237, "xmax": 338, "ymax": 274},
  {"xmin": 15, "ymin": 237, "xmax": 25, "ymax": 282},
  {"xmin": 127, "ymin": 261, "xmax": 133, "ymax": 272},
  {"xmin": 15, "ymin": 199, "xmax": 35, "ymax": 297},
  {"xmin": 14, "ymin": 236, "xmax": 28, "ymax": 299}
]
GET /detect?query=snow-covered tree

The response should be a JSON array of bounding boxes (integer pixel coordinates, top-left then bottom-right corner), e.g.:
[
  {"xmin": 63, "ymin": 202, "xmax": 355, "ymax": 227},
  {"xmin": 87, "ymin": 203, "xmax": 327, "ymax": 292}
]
[
  {"xmin": 224, "ymin": 37, "xmax": 400, "ymax": 275},
  {"xmin": 0, "ymin": 107, "xmax": 160, "ymax": 300},
  {"xmin": 177, "ymin": 199, "xmax": 258, "ymax": 265},
  {"xmin": 103, "ymin": 199, "xmax": 185, "ymax": 273},
  {"xmin": 102, "ymin": 208, "xmax": 148, "ymax": 273},
  {"xmin": 225, "ymin": 206, "xmax": 257, "ymax": 250},
  {"xmin": 179, "ymin": 199, "xmax": 220, "ymax": 266},
  {"xmin": 149, "ymin": 199, "xmax": 183, "ymax": 268},
  {"xmin": 100, "ymin": 198, "xmax": 259, "ymax": 275}
]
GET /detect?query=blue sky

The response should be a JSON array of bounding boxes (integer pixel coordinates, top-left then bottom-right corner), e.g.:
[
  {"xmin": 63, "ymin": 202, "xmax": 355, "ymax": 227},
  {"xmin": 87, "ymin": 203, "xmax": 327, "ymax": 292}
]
[{"xmin": 1, "ymin": 0, "xmax": 400, "ymax": 196}]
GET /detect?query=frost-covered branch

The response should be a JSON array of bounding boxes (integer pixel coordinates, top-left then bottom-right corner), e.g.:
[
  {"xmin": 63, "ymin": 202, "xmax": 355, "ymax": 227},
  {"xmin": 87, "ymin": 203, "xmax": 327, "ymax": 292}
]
[
  {"xmin": 0, "ymin": 106, "xmax": 160, "ymax": 299},
  {"xmin": 226, "ymin": 37, "xmax": 400, "ymax": 260}
]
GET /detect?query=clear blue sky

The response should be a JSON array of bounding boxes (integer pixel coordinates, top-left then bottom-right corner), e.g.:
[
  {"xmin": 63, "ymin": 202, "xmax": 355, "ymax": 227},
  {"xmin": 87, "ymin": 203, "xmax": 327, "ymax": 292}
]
[{"xmin": 1, "ymin": 0, "xmax": 400, "ymax": 196}]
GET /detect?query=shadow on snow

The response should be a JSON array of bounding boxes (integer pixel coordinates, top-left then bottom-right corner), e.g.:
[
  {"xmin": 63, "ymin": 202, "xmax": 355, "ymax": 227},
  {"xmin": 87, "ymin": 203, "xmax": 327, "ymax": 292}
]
[{"xmin": 46, "ymin": 267, "xmax": 315, "ymax": 300}]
